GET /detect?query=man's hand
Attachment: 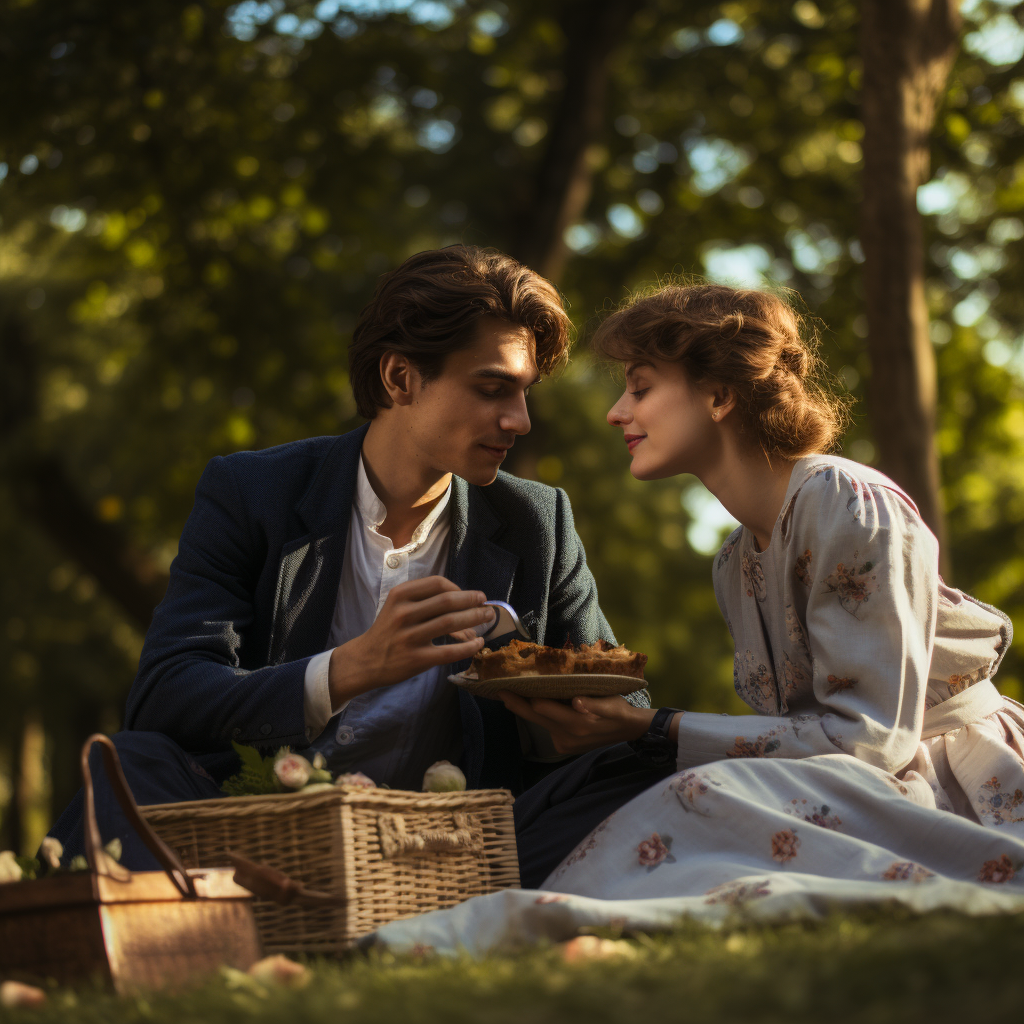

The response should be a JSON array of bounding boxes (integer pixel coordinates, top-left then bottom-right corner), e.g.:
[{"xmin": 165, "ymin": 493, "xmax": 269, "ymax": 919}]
[
  {"xmin": 328, "ymin": 577, "xmax": 492, "ymax": 706},
  {"xmin": 497, "ymin": 692, "xmax": 656, "ymax": 756}
]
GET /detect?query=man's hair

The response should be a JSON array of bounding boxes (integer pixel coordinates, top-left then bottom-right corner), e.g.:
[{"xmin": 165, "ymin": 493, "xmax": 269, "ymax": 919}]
[{"xmin": 348, "ymin": 245, "xmax": 572, "ymax": 419}]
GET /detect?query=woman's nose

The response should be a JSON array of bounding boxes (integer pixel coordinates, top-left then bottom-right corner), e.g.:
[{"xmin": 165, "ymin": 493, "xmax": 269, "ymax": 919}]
[{"xmin": 607, "ymin": 393, "xmax": 631, "ymax": 426}]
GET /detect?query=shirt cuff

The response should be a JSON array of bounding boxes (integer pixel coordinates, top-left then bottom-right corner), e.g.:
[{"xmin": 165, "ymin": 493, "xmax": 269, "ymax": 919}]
[
  {"xmin": 302, "ymin": 649, "xmax": 350, "ymax": 741},
  {"xmin": 674, "ymin": 711, "xmax": 736, "ymax": 769}
]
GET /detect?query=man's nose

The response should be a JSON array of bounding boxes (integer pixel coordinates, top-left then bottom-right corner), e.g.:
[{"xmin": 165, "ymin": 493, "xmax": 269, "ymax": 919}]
[{"xmin": 500, "ymin": 394, "xmax": 531, "ymax": 436}]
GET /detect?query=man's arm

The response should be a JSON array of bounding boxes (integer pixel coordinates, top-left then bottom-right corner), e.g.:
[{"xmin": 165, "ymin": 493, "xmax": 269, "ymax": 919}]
[{"xmin": 125, "ymin": 456, "xmax": 313, "ymax": 751}]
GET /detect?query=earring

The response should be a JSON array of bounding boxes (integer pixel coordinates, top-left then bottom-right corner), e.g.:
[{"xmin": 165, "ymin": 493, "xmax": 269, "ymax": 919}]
[{"xmin": 712, "ymin": 411, "xmax": 719, "ymax": 421}]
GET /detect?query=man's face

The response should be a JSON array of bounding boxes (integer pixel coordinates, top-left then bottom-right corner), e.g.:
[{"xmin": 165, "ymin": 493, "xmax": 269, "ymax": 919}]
[{"xmin": 406, "ymin": 317, "xmax": 540, "ymax": 486}]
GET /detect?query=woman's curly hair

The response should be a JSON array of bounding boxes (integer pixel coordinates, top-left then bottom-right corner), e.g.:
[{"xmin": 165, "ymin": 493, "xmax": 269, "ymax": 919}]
[{"xmin": 592, "ymin": 282, "xmax": 851, "ymax": 459}]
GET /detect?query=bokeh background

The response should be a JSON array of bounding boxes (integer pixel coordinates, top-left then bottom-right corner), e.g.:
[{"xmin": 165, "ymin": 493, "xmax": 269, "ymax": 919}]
[{"xmin": 2, "ymin": 0, "xmax": 1024, "ymax": 855}]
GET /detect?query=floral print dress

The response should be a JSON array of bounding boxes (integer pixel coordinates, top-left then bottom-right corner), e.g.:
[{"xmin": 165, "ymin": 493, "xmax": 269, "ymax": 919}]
[{"xmin": 369, "ymin": 457, "xmax": 1024, "ymax": 957}]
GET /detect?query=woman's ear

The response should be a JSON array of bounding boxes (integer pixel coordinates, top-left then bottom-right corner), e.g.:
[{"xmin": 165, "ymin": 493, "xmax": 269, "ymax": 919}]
[
  {"xmin": 710, "ymin": 386, "xmax": 737, "ymax": 422},
  {"xmin": 380, "ymin": 352, "xmax": 418, "ymax": 407}
]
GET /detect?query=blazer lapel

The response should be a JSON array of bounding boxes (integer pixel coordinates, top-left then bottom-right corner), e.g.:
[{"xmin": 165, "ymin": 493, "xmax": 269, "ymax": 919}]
[
  {"xmin": 447, "ymin": 477, "xmax": 520, "ymax": 602},
  {"xmin": 268, "ymin": 423, "xmax": 369, "ymax": 664}
]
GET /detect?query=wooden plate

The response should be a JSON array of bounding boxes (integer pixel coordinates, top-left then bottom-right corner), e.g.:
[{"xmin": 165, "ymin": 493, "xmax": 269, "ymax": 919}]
[{"xmin": 447, "ymin": 671, "xmax": 647, "ymax": 700}]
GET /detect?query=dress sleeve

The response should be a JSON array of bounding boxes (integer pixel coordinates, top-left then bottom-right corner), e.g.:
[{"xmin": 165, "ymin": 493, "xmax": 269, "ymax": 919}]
[{"xmin": 674, "ymin": 470, "xmax": 939, "ymax": 773}]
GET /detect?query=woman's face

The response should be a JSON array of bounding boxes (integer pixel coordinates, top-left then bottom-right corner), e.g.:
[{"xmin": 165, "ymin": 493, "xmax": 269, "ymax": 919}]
[{"xmin": 606, "ymin": 358, "xmax": 717, "ymax": 480}]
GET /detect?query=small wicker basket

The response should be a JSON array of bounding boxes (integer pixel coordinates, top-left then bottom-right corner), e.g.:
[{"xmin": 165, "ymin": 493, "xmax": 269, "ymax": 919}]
[{"xmin": 139, "ymin": 786, "xmax": 519, "ymax": 955}]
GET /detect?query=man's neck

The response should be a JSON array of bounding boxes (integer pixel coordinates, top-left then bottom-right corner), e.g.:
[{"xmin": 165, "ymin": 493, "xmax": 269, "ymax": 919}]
[{"xmin": 361, "ymin": 418, "xmax": 452, "ymax": 548}]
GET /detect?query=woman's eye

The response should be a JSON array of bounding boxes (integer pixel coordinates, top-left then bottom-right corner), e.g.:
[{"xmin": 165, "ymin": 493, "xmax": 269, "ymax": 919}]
[{"xmin": 629, "ymin": 388, "xmax": 650, "ymax": 399}]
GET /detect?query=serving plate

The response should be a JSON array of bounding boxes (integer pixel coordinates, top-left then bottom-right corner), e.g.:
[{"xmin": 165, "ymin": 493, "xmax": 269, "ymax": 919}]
[{"xmin": 447, "ymin": 671, "xmax": 647, "ymax": 700}]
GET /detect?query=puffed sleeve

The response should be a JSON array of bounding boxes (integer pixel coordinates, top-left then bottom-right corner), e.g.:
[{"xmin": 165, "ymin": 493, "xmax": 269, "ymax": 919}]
[{"xmin": 674, "ymin": 469, "xmax": 939, "ymax": 773}]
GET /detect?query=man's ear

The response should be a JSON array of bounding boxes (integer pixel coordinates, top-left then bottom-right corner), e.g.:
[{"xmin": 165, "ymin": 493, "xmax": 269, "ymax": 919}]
[{"xmin": 380, "ymin": 352, "xmax": 420, "ymax": 407}]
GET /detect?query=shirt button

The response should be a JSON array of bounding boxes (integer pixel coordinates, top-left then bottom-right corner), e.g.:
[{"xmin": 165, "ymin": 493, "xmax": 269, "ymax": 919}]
[
  {"xmin": 259, "ymin": 724, "xmax": 272, "ymax": 737},
  {"xmin": 386, "ymin": 554, "xmax": 401, "ymax": 569},
  {"xmin": 336, "ymin": 724, "xmax": 355, "ymax": 745}
]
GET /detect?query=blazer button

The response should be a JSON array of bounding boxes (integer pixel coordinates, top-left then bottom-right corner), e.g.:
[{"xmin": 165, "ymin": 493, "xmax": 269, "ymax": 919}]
[
  {"xmin": 259, "ymin": 724, "xmax": 272, "ymax": 737},
  {"xmin": 336, "ymin": 724, "xmax": 355, "ymax": 745},
  {"xmin": 232, "ymin": 728, "xmax": 241, "ymax": 739}
]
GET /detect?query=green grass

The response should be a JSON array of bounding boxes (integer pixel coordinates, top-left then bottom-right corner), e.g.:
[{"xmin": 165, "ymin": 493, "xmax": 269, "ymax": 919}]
[{"xmin": 4, "ymin": 909, "xmax": 1024, "ymax": 1024}]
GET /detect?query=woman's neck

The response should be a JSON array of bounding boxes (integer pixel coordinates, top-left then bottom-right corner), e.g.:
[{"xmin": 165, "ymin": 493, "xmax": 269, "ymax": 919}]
[{"xmin": 699, "ymin": 442, "xmax": 800, "ymax": 552}]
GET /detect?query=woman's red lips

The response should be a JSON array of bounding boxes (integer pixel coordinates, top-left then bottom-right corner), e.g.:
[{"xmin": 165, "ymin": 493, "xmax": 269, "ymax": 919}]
[{"xmin": 624, "ymin": 434, "xmax": 645, "ymax": 453}]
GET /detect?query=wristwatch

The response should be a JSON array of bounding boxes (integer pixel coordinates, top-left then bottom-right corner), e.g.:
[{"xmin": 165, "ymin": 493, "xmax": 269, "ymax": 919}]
[{"xmin": 628, "ymin": 706, "xmax": 682, "ymax": 767}]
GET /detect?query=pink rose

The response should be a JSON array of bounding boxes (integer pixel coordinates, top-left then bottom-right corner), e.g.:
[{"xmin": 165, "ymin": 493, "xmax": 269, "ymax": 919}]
[
  {"xmin": 334, "ymin": 771, "xmax": 376, "ymax": 788},
  {"xmin": 274, "ymin": 752, "xmax": 312, "ymax": 790},
  {"xmin": 637, "ymin": 833, "xmax": 670, "ymax": 868}
]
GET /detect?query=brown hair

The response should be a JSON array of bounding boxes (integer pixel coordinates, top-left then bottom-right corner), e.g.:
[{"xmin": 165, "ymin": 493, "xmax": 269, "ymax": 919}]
[
  {"xmin": 591, "ymin": 282, "xmax": 850, "ymax": 459},
  {"xmin": 348, "ymin": 245, "xmax": 572, "ymax": 419}
]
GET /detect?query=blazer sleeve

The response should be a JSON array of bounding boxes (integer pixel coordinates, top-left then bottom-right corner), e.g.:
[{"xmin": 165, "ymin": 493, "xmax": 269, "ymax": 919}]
[
  {"xmin": 124, "ymin": 456, "xmax": 312, "ymax": 752},
  {"xmin": 545, "ymin": 487, "xmax": 651, "ymax": 710}
]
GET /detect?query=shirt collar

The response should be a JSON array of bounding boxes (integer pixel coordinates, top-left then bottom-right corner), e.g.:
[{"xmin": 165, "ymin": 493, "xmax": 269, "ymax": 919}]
[{"xmin": 355, "ymin": 454, "xmax": 452, "ymax": 551}]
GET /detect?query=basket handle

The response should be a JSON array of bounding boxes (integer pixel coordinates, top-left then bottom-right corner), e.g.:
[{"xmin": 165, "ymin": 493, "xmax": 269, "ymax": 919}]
[
  {"xmin": 225, "ymin": 851, "xmax": 346, "ymax": 907},
  {"xmin": 81, "ymin": 733, "xmax": 197, "ymax": 898},
  {"xmin": 377, "ymin": 812, "xmax": 484, "ymax": 859}
]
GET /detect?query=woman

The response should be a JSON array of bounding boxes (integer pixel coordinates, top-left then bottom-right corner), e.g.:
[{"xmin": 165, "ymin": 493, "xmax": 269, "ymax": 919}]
[{"xmin": 507, "ymin": 281, "xmax": 1024, "ymax": 896}]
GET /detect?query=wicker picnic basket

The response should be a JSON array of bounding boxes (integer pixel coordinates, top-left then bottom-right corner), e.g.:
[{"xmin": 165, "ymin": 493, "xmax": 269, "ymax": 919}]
[{"xmin": 139, "ymin": 786, "xmax": 519, "ymax": 955}]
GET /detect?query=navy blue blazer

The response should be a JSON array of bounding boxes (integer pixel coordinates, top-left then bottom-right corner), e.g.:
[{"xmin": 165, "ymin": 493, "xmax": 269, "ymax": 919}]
[{"xmin": 125, "ymin": 423, "xmax": 646, "ymax": 793}]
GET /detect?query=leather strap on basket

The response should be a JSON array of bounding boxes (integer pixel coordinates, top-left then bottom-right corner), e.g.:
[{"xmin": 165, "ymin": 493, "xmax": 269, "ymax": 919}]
[
  {"xmin": 81, "ymin": 734, "xmax": 197, "ymax": 898},
  {"xmin": 226, "ymin": 851, "xmax": 346, "ymax": 907}
]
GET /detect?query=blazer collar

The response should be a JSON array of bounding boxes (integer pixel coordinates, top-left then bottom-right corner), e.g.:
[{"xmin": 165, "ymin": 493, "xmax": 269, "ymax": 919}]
[{"xmin": 295, "ymin": 422, "xmax": 370, "ymax": 537}]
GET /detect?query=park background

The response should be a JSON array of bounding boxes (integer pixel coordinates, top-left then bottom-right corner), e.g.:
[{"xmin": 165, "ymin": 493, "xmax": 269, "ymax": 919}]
[{"xmin": 2, "ymin": 0, "xmax": 1023, "ymax": 860}]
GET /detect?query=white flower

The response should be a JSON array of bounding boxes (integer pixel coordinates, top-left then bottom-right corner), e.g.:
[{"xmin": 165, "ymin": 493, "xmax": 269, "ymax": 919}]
[
  {"xmin": 334, "ymin": 771, "xmax": 376, "ymax": 789},
  {"xmin": 312, "ymin": 752, "xmax": 327, "ymax": 770},
  {"xmin": 274, "ymin": 752, "xmax": 313, "ymax": 790},
  {"xmin": 39, "ymin": 836, "xmax": 63, "ymax": 871},
  {"xmin": 0, "ymin": 850, "xmax": 23, "ymax": 884},
  {"xmin": 422, "ymin": 760, "xmax": 466, "ymax": 793},
  {"xmin": 1, "ymin": 981, "xmax": 47, "ymax": 1008},
  {"xmin": 247, "ymin": 954, "xmax": 309, "ymax": 988},
  {"xmin": 104, "ymin": 838, "xmax": 122, "ymax": 862}
]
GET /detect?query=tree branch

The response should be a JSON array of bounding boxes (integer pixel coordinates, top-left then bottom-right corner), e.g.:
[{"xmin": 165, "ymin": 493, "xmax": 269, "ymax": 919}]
[{"xmin": 514, "ymin": 0, "xmax": 647, "ymax": 283}]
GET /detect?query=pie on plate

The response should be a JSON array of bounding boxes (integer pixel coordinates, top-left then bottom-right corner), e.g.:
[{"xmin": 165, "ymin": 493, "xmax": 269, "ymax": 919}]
[{"xmin": 448, "ymin": 639, "xmax": 648, "ymax": 700}]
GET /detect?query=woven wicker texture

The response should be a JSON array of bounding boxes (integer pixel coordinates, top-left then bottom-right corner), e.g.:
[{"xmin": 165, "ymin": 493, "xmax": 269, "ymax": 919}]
[
  {"xmin": 139, "ymin": 787, "xmax": 519, "ymax": 955},
  {"xmin": 448, "ymin": 671, "xmax": 647, "ymax": 700}
]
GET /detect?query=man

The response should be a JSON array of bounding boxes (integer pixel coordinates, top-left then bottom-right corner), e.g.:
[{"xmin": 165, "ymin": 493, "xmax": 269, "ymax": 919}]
[{"xmin": 49, "ymin": 245, "xmax": 659, "ymax": 880}]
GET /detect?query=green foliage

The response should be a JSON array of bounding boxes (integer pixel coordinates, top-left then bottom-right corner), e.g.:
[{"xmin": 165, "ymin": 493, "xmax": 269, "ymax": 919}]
[
  {"xmin": 220, "ymin": 742, "xmax": 282, "ymax": 797},
  {"xmin": 3, "ymin": 910, "xmax": 1024, "ymax": 1023},
  {"xmin": 2, "ymin": 0, "xmax": 1024, "ymax": 837}
]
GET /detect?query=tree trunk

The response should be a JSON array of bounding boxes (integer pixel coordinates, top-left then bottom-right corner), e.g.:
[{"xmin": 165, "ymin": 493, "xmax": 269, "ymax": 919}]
[
  {"xmin": 1, "ymin": 311, "xmax": 168, "ymax": 631},
  {"xmin": 515, "ymin": 0, "xmax": 646, "ymax": 284},
  {"xmin": 860, "ymin": 0, "xmax": 961, "ymax": 558}
]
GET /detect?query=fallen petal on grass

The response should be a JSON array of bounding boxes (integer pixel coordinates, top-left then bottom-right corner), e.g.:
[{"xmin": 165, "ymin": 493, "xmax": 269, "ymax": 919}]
[
  {"xmin": 248, "ymin": 954, "xmax": 309, "ymax": 987},
  {"xmin": 559, "ymin": 936, "xmax": 639, "ymax": 964},
  {"xmin": 1, "ymin": 981, "xmax": 48, "ymax": 1008}
]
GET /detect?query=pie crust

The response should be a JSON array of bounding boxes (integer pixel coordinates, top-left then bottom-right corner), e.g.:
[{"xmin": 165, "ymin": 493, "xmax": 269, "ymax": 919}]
[{"xmin": 469, "ymin": 638, "xmax": 647, "ymax": 681}]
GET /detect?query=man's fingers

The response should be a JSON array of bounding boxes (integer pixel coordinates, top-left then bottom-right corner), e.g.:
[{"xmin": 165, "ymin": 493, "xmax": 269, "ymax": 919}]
[
  {"xmin": 432, "ymin": 636, "xmax": 486, "ymax": 664},
  {"xmin": 388, "ymin": 576, "xmax": 468, "ymax": 602},
  {"xmin": 448, "ymin": 627, "xmax": 479, "ymax": 642},
  {"xmin": 398, "ymin": 589, "xmax": 489, "ymax": 629},
  {"xmin": 408, "ymin": 606, "xmax": 495, "ymax": 645}
]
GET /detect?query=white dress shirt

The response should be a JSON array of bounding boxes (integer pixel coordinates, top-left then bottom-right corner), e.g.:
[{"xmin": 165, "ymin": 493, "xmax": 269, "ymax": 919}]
[{"xmin": 300, "ymin": 455, "xmax": 463, "ymax": 788}]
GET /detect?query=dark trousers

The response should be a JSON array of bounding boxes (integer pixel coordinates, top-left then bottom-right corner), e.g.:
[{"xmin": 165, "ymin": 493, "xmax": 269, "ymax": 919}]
[
  {"xmin": 47, "ymin": 732, "xmax": 233, "ymax": 870},
  {"xmin": 49, "ymin": 733, "xmax": 675, "ymax": 887},
  {"xmin": 513, "ymin": 743, "xmax": 678, "ymax": 889}
]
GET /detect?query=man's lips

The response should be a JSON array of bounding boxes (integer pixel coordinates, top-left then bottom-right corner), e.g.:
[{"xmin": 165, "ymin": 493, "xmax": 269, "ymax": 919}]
[
  {"xmin": 624, "ymin": 434, "xmax": 645, "ymax": 453},
  {"xmin": 481, "ymin": 443, "xmax": 512, "ymax": 458}
]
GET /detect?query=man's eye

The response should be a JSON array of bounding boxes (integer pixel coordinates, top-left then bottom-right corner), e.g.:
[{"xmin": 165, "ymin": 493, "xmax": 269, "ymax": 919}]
[{"xmin": 479, "ymin": 389, "xmax": 503, "ymax": 398}]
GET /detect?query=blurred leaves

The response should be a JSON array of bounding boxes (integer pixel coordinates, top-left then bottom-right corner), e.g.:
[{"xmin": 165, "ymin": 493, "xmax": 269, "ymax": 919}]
[{"xmin": 2, "ymin": 0, "xmax": 1024, "ymax": 840}]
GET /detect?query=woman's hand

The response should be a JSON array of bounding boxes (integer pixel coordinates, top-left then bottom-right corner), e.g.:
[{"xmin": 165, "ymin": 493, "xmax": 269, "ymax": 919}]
[{"xmin": 497, "ymin": 692, "xmax": 656, "ymax": 756}]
